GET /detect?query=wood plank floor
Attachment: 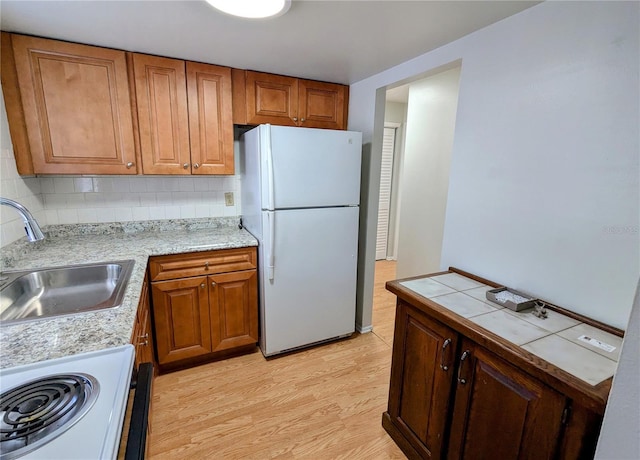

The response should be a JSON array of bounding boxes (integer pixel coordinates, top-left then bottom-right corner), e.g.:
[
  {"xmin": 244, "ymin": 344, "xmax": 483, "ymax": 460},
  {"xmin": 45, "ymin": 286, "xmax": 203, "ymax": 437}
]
[{"xmin": 148, "ymin": 260, "xmax": 403, "ymax": 459}]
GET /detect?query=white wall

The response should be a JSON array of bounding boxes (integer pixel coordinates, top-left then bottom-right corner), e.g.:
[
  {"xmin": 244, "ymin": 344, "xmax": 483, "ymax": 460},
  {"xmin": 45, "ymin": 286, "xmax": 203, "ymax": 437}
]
[
  {"xmin": 396, "ymin": 66, "xmax": 461, "ymax": 278},
  {"xmin": 349, "ymin": 0, "xmax": 639, "ymax": 331},
  {"xmin": 348, "ymin": 2, "xmax": 638, "ymax": 455},
  {"xmin": 440, "ymin": 3, "xmax": 638, "ymax": 330},
  {"xmin": 0, "ymin": 92, "xmax": 240, "ymax": 249},
  {"xmin": 595, "ymin": 279, "xmax": 640, "ymax": 459}
]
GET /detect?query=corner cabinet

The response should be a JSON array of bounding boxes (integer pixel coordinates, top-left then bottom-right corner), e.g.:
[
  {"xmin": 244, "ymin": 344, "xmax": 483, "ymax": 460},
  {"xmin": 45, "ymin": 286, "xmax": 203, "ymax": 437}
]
[
  {"xmin": 132, "ymin": 54, "xmax": 234, "ymax": 175},
  {"xmin": 237, "ymin": 70, "xmax": 348, "ymax": 130},
  {"xmin": 384, "ymin": 270, "xmax": 613, "ymax": 460},
  {"xmin": 148, "ymin": 247, "xmax": 258, "ymax": 372},
  {"xmin": 1, "ymin": 33, "xmax": 137, "ymax": 175}
]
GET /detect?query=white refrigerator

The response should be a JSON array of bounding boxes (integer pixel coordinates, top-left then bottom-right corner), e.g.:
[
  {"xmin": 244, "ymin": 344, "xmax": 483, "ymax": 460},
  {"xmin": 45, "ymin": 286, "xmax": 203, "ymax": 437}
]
[{"xmin": 240, "ymin": 124, "xmax": 362, "ymax": 357}]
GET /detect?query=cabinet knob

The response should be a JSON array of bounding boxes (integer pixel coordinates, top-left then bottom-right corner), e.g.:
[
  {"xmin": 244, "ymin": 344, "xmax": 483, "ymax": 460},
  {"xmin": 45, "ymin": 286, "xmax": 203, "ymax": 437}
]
[
  {"xmin": 194, "ymin": 163, "xmax": 200, "ymax": 169},
  {"xmin": 126, "ymin": 162, "xmax": 134, "ymax": 169},
  {"xmin": 292, "ymin": 117, "xmax": 298, "ymax": 122},
  {"xmin": 137, "ymin": 333, "xmax": 148, "ymax": 346},
  {"xmin": 204, "ymin": 261, "xmax": 209, "ymax": 270},
  {"xmin": 300, "ymin": 118, "xmax": 305, "ymax": 122},
  {"xmin": 211, "ymin": 281, "xmax": 216, "ymax": 287},
  {"xmin": 183, "ymin": 163, "xmax": 190, "ymax": 169},
  {"xmin": 200, "ymin": 283, "xmax": 205, "ymax": 288}
]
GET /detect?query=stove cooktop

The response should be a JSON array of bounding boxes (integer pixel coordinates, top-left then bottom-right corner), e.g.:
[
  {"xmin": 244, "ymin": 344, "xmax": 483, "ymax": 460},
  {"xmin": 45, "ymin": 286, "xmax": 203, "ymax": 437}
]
[{"xmin": 0, "ymin": 346, "xmax": 134, "ymax": 460}]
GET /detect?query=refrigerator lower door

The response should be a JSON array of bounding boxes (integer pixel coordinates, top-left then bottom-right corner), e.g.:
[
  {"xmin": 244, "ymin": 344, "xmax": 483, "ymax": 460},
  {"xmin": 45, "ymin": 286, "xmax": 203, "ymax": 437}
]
[{"xmin": 259, "ymin": 206, "xmax": 359, "ymax": 356}]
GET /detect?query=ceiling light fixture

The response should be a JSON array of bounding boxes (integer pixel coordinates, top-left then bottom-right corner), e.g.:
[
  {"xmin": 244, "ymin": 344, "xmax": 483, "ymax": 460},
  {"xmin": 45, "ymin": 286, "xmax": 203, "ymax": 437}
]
[{"xmin": 205, "ymin": 0, "xmax": 291, "ymax": 19}]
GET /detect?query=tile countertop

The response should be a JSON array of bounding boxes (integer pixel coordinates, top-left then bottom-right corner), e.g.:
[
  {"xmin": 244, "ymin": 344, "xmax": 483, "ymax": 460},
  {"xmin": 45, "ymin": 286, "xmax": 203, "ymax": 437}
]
[
  {"xmin": 0, "ymin": 218, "xmax": 258, "ymax": 369},
  {"xmin": 400, "ymin": 273, "xmax": 623, "ymax": 387}
]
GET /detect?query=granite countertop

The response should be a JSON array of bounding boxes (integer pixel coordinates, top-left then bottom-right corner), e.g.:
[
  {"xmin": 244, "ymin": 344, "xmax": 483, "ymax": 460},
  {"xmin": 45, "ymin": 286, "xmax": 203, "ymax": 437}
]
[{"xmin": 0, "ymin": 218, "xmax": 258, "ymax": 369}]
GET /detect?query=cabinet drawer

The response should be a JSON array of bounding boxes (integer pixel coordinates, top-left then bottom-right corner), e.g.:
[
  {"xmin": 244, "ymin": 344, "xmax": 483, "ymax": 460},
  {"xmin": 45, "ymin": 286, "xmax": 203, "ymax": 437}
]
[{"xmin": 149, "ymin": 247, "xmax": 257, "ymax": 281}]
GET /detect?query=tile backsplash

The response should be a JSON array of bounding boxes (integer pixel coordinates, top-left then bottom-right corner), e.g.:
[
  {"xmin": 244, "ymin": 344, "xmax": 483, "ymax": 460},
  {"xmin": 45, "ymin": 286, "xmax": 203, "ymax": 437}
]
[
  {"xmin": 0, "ymin": 147, "xmax": 45, "ymax": 247},
  {"xmin": 0, "ymin": 149, "xmax": 241, "ymax": 248},
  {"xmin": 39, "ymin": 175, "xmax": 240, "ymax": 225}
]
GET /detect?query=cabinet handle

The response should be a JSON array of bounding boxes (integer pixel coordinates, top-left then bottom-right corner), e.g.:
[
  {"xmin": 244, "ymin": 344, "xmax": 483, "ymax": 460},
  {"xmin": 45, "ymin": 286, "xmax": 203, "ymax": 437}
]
[
  {"xmin": 211, "ymin": 281, "xmax": 216, "ymax": 287},
  {"xmin": 193, "ymin": 163, "xmax": 200, "ymax": 169},
  {"xmin": 440, "ymin": 338, "xmax": 452, "ymax": 371},
  {"xmin": 200, "ymin": 283, "xmax": 205, "ymax": 288},
  {"xmin": 457, "ymin": 350, "xmax": 471, "ymax": 385},
  {"xmin": 126, "ymin": 162, "xmax": 134, "ymax": 169},
  {"xmin": 204, "ymin": 261, "xmax": 209, "ymax": 270},
  {"xmin": 292, "ymin": 117, "xmax": 298, "ymax": 122},
  {"xmin": 300, "ymin": 118, "xmax": 305, "ymax": 122},
  {"xmin": 183, "ymin": 163, "xmax": 190, "ymax": 169},
  {"xmin": 138, "ymin": 333, "xmax": 148, "ymax": 346}
]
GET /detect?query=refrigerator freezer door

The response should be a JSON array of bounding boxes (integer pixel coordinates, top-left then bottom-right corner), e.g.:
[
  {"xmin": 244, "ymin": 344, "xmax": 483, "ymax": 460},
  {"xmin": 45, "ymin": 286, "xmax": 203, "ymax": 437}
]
[
  {"xmin": 260, "ymin": 206, "xmax": 359, "ymax": 356},
  {"xmin": 260, "ymin": 125, "xmax": 362, "ymax": 209}
]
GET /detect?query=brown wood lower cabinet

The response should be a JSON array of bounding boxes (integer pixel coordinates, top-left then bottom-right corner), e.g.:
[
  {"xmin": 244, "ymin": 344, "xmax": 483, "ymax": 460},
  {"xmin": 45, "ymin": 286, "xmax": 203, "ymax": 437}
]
[
  {"xmin": 131, "ymin": 274, "xmax": 156, "ymax": 372},
  {"xmin": 149, "ymin": 247, "xmax": 258, "ymax": 372},
  {"xmin": 383, "ymin": 296, "xmax": 604, "ymax": 460},
  {"xmin": 447, "ymin": 339, "xmax": 566, "ymax": 460},
  {"xmin": 385, "ymin": 305, "xmax": 457, "ymax": 459}
]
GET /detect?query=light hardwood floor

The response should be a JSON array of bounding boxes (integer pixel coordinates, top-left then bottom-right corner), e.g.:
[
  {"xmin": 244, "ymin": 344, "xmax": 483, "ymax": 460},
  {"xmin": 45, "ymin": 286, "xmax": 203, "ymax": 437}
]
[{"xmin": 148, "ymin": 260, "xmax": 402, "ymax": 460}]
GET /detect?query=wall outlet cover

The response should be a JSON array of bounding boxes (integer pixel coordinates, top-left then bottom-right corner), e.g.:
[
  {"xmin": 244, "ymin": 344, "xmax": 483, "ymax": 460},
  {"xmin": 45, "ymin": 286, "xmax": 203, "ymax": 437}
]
[{"xmin": 224, "ymin": 192, "xmax": 234, "ymax": 206}]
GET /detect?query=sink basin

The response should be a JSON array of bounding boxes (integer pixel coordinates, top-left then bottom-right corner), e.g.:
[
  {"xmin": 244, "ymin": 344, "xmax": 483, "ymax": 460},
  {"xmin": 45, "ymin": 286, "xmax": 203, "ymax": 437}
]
[{"xmin": 0, "ymin": 260, "xmax": 135, "ymax": 326}]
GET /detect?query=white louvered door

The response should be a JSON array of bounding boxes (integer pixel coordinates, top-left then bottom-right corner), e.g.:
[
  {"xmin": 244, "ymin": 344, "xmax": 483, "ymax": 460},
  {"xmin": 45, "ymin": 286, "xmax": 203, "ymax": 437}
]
[{"xmin": 376, "ymin": 127, "xmax": 396, "ymax": 260}]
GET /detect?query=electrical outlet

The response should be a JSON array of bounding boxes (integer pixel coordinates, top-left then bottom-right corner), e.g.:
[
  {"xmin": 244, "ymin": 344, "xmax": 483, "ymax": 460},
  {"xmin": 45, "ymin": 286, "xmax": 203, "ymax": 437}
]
[{"xmin": 224, "ymin": 192, "xmax": 234, "ymax": 206}]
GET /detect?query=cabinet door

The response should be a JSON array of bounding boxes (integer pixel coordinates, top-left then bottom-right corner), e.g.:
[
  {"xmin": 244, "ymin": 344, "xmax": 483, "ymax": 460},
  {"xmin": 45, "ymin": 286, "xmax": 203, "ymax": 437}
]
[
  {"xmin": 298, "ymin": 79, "xmax": 347, "ymax": 130},
  {"xmin": 186, "ymin": 62, "xmax": 234, "ymax": 175},
  {"xmin": 10, "ymin": 35, "xmax": 137, "ymax": 174},
  {"xmin": 448, "ymin": 339, "xmax": 566, "ymax": 460},
  {"xmin": 208, "ymin": 270, "xmax": 258, "ymax": 352},
  {"xmin": 151, "ymin": 277, "xmax": 212, "ymax": 365},
  {"xmin": 133, "ymin": 53, "xmax": 190, "ymax": 174},
  {"xmin": 245, "ymin": 71, "xmax": 298, "ymax": 126},
  {"xmin": 132, "ymin": 277, "xmax": 151, "ymax": 370},
  {"xmin": 387, "ymin": 301, "xmax": 458, "ymax": 458}
]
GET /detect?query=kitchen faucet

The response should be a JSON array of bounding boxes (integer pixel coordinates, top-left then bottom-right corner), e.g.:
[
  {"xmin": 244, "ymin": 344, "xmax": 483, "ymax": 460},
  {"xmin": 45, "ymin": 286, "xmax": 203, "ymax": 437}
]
[{"xmin": 0, "ymin": 197, "xmax": 45, "ymax": 242}]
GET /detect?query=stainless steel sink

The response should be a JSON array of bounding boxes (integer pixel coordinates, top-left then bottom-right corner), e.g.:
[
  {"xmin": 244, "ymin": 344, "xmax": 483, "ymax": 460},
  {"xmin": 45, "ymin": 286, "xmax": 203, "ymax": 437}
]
[{"xmin": 0, "ymin": 260, "xmax": 135, "ymax": 325}]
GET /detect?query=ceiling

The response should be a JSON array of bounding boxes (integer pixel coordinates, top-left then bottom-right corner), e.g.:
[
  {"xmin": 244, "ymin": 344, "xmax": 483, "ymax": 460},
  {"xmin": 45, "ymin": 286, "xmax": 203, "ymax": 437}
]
[{"xmin": 0, "ymin": 1, "xmax": 539, "ymax": 85}]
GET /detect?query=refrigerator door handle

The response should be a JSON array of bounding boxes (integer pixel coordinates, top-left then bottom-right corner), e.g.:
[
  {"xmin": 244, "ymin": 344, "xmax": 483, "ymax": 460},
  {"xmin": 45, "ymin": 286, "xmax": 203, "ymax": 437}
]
[
  {"xmin": 267, "ymin": 210, "xmax": 275, "ymax": 281},
  {"xmin": 263, "ymin": 125, "xmax": 276, "ymax": 211}
]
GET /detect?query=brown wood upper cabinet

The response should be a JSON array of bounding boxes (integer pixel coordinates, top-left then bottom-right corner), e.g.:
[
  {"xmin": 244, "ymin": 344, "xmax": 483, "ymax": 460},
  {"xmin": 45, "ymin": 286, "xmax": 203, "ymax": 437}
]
[
  {"xmin": 1, "ymin": 33, "xmax": 137, "ymax": 175},
  {"xmin": 132, "ymin": 54, "xmax": 234, "ymax": 175},
  {"xmin": 238, "ymin": 70, "xmax": 348, "ymax": 130}
]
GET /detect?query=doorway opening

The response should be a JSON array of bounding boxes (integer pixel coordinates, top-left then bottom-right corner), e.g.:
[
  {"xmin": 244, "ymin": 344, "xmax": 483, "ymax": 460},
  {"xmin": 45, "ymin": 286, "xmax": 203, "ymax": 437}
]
[{"xmin": 371, "ymin": 63, "xmax": 462, "ymax": 342}]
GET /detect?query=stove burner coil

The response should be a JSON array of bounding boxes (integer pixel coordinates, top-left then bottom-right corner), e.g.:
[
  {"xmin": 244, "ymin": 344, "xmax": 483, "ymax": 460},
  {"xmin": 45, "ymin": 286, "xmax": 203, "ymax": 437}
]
[{"xmin": 0, "ymin": 373, "xmax": 99, "ymax": 459}]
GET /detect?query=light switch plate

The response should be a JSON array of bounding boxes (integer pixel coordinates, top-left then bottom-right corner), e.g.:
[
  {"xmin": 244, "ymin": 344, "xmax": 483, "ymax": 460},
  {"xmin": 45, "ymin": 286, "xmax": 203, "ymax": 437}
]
[{"xmin": 224, "ymin": 192, "xmax": 234, "ymax": 206}]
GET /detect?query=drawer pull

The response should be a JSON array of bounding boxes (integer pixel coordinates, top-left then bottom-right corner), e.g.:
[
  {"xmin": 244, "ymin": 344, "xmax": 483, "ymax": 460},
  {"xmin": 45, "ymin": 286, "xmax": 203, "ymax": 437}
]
[
  {"xmin": 204, "ymin": 261, "xmax": 209, "ymax": 270},
  {"xmin": 138, "ymin": 333, "xmax": 149, "ymax": 346},
  {"xmin": 457, "ymin": 350, "xmax": 471, "ymax": 385},
  {"xmin": 440, "ymin": 338, "xmax": 452, "ymax": 371}
]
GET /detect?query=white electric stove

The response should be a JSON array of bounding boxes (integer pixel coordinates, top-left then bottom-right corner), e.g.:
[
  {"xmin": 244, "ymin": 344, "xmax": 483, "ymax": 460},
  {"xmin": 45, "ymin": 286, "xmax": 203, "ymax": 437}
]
[{"xmin": 0, "ymin": 345, "xmax": 135, "ymax": 460}]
